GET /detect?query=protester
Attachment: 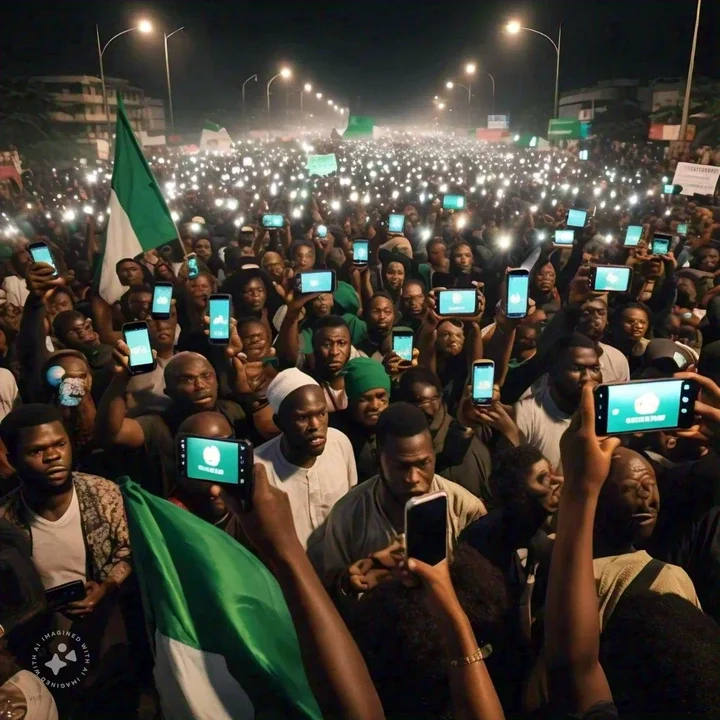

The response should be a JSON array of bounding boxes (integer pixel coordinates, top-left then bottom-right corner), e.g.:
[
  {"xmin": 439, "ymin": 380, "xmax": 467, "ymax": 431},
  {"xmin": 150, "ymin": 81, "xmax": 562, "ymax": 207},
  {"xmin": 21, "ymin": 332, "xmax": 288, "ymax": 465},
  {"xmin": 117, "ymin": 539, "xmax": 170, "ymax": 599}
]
[
  {"xmin": 315, "ymin": 402, "xmax": 486, "ymax": 592},
  {"xmin": 255, "ymin": 368, "xmax": 357, "ymax": 549}
]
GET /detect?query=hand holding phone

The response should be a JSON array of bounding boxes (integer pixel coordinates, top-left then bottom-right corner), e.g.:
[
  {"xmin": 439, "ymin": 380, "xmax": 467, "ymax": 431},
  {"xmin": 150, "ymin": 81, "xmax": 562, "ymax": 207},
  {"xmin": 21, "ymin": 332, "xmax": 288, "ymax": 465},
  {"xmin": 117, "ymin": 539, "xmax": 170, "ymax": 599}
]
[
  {"xmin": 121, "ymin": 321, "xmax": 156, "ymax": 375},
  {"xmin": 152, "ymin": 282, "xmax": 173, "ymax": 319},
  {"xmin": 295, "ymin": 270, "xmax": 337, "ymax": 295},
  {"xmin": 651, "ymin": 234, "xmax": 671, "ymax": 256},
  {"xmin": 471, "ymin": 360, "xmax": 495, "ymax": 406},
  {"xmin": 405, "ymin": 492, "xmax": 448, "ymax": 566},
  {"xmin": 186, "ymin": 254, "xmax": 199, "ymax": 279},
  {"xmin": 178, "ymin": 434, "xmax": 254, "ymax": 509},
  {"xmin": 208, "ymin": 294, "xmax": 232, "ymax": 345},
  {"xmin": 29, "ymin": 241, "xmax": 59, "ymax": 277},
  {"xmin": 353, "ymin": 239, "xmax": 369, "ymax": 266},
  {"xmin": 589, "ymin": 265, "xmax": 633, "ymax": 293},
  {"xmin": 262, "ymin": 214, "xmax": 284, "ymax": 229},
  {"xmin": 594, "ymin": 378, "xmax": 698, "ymax": 435},
  {"xmin": 505, "ymin": 269, "xmax": 530, "ymax": 319},
  {"xmin": 391, "ymin": 329, "xmax": 414, "ymax": 362},
  {"xmin": 436, "ymin": 288, "xmax": 479, "ymax": 317}
]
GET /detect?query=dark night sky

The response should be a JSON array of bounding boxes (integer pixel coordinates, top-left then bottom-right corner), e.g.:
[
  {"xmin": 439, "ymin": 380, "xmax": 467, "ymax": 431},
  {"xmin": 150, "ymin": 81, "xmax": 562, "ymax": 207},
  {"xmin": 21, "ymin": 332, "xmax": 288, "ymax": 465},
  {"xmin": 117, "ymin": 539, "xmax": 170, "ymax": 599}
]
[{"xmin": 2, "ymin": 0, "xmax": 718, "ymax": 128}]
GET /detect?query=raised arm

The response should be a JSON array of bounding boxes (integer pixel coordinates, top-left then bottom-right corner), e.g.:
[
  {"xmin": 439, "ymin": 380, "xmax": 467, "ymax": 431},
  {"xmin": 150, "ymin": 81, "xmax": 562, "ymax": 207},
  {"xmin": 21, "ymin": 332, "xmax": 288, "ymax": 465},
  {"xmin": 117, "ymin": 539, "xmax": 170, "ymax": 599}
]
[
  {"xmin": 95, "ymin": 340, "xmax": 146, "ymax": 448},
  {"xmin": 224, "ymin": 465, "xmax": 386, "ymax": 720},
  {"xmin": 546, "ymin": 383, "xmax": 620, "ymax": 714}
]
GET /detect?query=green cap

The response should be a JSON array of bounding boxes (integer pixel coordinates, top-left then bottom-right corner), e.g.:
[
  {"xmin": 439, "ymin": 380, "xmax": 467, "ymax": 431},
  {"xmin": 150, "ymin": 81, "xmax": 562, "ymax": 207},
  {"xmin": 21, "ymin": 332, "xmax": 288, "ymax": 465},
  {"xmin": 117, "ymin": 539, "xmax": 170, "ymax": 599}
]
[{"xmin": 340, "ymin": 357, "xmax": 391, "ymax": 402}]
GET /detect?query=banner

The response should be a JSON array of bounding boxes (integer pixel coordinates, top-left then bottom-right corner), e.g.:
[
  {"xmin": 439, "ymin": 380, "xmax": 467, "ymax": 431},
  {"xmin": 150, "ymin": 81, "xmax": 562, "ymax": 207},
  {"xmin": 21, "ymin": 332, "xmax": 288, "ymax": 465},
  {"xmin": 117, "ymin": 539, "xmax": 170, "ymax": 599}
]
[
  {"xmin": 649, "ymin": 124, "xmax": 696, "ymax": 142},
  {"xmin": 672, "ymin": 162, "xmax": 720, "ymax": 196},
  {"xmin": 305, "ymin": 153, "xmax": 338, "ymax": 177},
  {"xmin": 548, "ymin": 118, "xmax": 582, "ymax": 139},
  {"xmin": 487, "ymin": 115, "xmax": 509, "ymax": 130},
  {"xmin": 343, "ymin": 115, "xmax": 375, "ymax": 139}
]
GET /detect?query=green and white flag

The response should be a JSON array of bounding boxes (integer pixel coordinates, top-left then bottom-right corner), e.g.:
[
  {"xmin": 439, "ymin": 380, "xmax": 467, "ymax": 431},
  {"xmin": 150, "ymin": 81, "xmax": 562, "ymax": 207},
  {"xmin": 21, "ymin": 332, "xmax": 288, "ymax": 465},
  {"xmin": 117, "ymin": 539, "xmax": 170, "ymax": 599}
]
[
  {"xmin": 200, "ymin": 121, "xmax": 234, "ymax": 151},
  {"xmin": 99, "ymin": 96, "xmax": 177, "ymax": 304},
  {"xmin": 121, "ymin": 479, "xmax": 322, "ymax": 720}
]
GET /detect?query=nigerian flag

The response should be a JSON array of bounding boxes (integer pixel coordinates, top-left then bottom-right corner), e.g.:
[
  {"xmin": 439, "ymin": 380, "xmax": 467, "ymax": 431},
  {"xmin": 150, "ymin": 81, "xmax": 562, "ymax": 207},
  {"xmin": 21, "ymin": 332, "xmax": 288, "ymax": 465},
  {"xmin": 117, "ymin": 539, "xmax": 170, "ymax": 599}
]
[
  {"xmin": 200, "ymin": 120, "xmax": 234, "ymax": 151},
  {"xmin": 99, "ymin": 95, "xmax": 177, "ymax": 304},
  {"xmin": 121, "ymin": 479, "xmax": 322, "ymax": 720}
]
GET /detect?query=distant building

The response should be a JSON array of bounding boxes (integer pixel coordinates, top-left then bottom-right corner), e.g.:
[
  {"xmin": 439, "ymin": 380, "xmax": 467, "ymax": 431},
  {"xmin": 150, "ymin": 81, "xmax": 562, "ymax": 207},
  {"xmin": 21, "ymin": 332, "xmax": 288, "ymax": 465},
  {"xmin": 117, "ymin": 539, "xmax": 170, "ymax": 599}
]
[
  {"xmin": 559, "ymin": 78, "xmax": 686, "ymax": 123},
  {"xmin": 31, "ymin": 75, "xmax": 166, "ymax": 142}
]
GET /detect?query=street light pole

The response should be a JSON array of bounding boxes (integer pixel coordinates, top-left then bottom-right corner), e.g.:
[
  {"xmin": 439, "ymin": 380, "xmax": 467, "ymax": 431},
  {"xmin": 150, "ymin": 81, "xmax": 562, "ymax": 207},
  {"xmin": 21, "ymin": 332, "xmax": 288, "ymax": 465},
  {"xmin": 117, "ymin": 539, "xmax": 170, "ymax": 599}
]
[
  {"xmin": 242, "ymin": 74, "xmax": 258, "ymax": 127},
  {"xmin": 266, "ymin": 68, "xmax": 291, "ymax": 130},
  {"xmin": 164, "ymin": 26, "xmax": 184, "ymax": 133},
  {"xmin": 679, "ymin": 0, "xmax": 703, "ymax": 144},
  {"xmin": 506, "ymin": 21, "xmax": 561, "ymax": 117},
  {"xmin": 485, "ymin": 73, "xmax": 496, "ymax": 115},
  {"xmin": 96, "ymin": 22, "xmax": 152, "ymax": 139}
]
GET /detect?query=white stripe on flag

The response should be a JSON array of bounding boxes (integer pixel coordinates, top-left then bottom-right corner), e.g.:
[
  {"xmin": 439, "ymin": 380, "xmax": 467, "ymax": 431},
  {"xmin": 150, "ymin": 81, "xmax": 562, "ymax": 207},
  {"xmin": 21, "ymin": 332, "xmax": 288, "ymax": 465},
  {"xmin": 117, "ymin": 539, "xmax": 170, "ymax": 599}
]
[
  {"xmin": 99, "ymin": 189, "xmax": 144, "ymax": 305},
  {"xmin": 154, "ymin": 631, "xmax": 255, "ymax": 720}
]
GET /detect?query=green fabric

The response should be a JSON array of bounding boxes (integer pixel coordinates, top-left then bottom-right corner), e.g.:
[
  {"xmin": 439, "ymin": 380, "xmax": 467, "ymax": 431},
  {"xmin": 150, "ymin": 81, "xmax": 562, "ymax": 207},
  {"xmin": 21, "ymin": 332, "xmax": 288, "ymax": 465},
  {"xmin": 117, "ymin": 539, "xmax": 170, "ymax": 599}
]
[
  {"xmin": 340, "ymin": 357, "xmax": 391, "ymax": 401},
  {"xmin": 111, "ymin": 96, "xmax": 177, "ymax": 251},
  {"xmin": 120, "ymin": 478, "xmax": 322, "ymax": 720},
  {"xmin": 203, "ymin": 120, "xmax": 223, "ymax": 132},
  {"xmin": 333, "ymin": 281, "xmax": 361, "ymax": 314}
]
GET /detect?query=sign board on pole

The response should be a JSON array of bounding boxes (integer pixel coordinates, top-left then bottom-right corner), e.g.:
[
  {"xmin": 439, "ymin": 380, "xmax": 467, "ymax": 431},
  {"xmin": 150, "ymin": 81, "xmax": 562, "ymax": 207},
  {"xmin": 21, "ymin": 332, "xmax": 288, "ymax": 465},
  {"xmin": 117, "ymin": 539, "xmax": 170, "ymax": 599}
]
[
  {"xmin": 305, "ymin": 153, "xmax": 338, "ymax": 177},
  {"xmin": 671, "ymin": 162, "xmax": 720, "ymax": 196},
  {"xmin": 487, "ymin": 115, "xmax": 509, "ymax": 130},
  {"xmin": 548, "ymin": 118, "xmax": 582, "ymax": 139},
  {"xmin": 649, "ymin": 124, "xmax": 696, "ymax": 142}
]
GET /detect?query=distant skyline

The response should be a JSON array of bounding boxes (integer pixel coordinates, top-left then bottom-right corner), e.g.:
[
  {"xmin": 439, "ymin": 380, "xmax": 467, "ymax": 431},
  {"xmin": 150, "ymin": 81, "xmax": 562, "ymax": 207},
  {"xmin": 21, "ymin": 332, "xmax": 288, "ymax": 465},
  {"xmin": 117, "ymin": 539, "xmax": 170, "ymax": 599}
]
[{"xmin": 3, "ymin": 0, "xmax": 718, "ymax": 126}]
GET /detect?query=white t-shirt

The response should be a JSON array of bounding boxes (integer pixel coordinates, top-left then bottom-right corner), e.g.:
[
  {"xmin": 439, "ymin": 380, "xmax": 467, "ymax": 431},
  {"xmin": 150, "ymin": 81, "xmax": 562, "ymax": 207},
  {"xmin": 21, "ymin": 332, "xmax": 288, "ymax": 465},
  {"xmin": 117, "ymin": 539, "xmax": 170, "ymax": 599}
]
[
  {"xmin": 0, "ymin": 367, "xmax": 19, "ymax": 420},
  {"xmin": 2, "ymin": 275, "xmax": 29, "ymax": 308},
  {"xmin": 514, "ymin": 388, "xmax": 572, "ymax": 472},
  {"xmin": 254, "ymin": 427, "xmax": 358, "ymax": 548},
  {"xmin": 26, "ymin": 488, "xmax": 87, "ymax": 590},
  {"xmin": 1, "ymin": 670, "xmax": 58, "ymax": 719}
]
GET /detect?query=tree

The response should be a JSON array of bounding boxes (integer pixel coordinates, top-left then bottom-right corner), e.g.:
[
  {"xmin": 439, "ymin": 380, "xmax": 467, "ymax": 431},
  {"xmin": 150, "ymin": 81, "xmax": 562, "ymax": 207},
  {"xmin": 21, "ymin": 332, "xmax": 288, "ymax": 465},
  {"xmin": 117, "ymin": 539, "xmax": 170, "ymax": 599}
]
[{"xmin": 0, "ymin": 79, "xmax": 85, "ymax": 164}]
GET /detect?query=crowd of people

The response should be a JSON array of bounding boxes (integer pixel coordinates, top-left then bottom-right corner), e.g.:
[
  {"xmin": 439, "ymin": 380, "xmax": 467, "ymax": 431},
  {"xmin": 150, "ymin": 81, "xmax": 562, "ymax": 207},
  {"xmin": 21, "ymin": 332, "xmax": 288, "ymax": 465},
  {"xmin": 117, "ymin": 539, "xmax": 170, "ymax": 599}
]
[{"xmin": 1, "ymin": 132, "xmax": 720, "ymax": 719}]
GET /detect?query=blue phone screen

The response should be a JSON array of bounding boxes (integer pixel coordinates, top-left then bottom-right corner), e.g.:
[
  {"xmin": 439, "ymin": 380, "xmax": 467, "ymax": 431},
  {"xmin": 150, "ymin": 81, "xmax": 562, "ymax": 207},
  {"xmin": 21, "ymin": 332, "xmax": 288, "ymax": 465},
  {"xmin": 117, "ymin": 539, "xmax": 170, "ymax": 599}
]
[
  {"xmin": 676, "ymin": 223, "xmax": 688, "ymax": 235},
  {"xmin": 624, "ymin": 225, "xmax": 643, "ymax": 246},
  {"xmin": 472, "ymin": 364, "xmax": 494, "ymax": 402},
  {"xmin": 605, "ymin": 380, "xmax": 693, "ymax": 434},
  {"xmin": 30, "ymin": 245, "xmax": 57, "ymax": 273},
  {"xmin": 438, "ymin": 290, "xmax": 475, "ymax": 315},
  {"xmin": 301, "ymin": 272, "xmax": 334, "ymax": 293},
  {"xmin": 388, "ymin": 214, "xmax": 405, "ymax": 233},
  {"xmin": 443, "ymin": 195, "xmax": 465, "ymax": 210},
  {"xmin": 125, "ymin": 328, "xmax": 153, "ymax": 368},
  {"xmin": 263, "ymin": 214, "xmax": 284, "ymax": 228},
  {"xmin": 188, "ymin": 257, "xmax": 199, "ymax": 278},
  {"xmin": 507, "ymin": 273, "xmax": 529, "ymax": 317},
  {"xmin": 393, "ymin": 334, "xmax": 413, "ymax": 362},
  {"xmin": 554, "ymin": 229, "xmax": 575, "ymax": 245},
  {"xmin": 152, "ymin": 286, "xmax": 173, "ymax": 315},
  {"xmin": 209, "ymin": 298, "xmax": 230, "ymax": 341},
  {"xmin": 594, "ymin": 266, "xmax": 631, "ymax": 292},
  {"xmin": 652, "ymin": 238, "xmax": 670, "ymax": 255},
  {"xmin": 567, "ymin": 209, "xmax": 587, "ymax": 228},
  {"xmin": 353, "ymin": 241, "xmax": 369, "ymax": 262}
]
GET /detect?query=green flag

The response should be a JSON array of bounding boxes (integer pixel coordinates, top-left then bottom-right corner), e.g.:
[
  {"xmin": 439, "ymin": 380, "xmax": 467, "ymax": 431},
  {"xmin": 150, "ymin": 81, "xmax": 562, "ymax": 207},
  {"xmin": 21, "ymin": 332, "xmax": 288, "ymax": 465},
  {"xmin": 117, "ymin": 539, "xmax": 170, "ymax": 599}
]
[
  {"xmin": 120, "ymin": 479, "xmax": 322, "ymax": 720},
  {"xmin": 99, "ymin": 95, "xmax": 177, "ymax": 304}
]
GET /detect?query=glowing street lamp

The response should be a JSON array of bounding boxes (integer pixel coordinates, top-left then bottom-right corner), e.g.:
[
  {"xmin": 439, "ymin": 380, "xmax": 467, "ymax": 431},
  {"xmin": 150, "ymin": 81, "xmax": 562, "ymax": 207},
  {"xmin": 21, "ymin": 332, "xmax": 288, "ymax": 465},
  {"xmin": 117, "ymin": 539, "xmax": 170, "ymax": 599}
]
[
  {"xmin": 505, "ymin": 18, "xmax": 562, "ymax": 117},
  {"xmin": 303, "ymin": 83, "xmax": 312, "ymax": 92},
  {"xmin": 95, "ymin": 19, "xmax": 153, "ymax": 134},
  {"xmin": 465, "ymin": 62, "xmax": 476, "ymax": 75},
  {"xmin": 316, "ymin": 92, "xmax": 323, "ymax": 99},
  {"xmin": 267, "ymin": 66, "xmax": 292, "ymax": 128}
]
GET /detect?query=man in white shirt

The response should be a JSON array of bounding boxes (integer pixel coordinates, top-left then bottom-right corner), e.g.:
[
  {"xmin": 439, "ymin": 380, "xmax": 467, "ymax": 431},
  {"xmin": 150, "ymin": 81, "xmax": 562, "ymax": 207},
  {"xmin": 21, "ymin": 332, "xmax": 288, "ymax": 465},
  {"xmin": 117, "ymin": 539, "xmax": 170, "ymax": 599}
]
[
  {"xmin": 515, "ymin": 334, "xmax": 602, "ymax": 471},
  {"xmin": 255, "ymin": 368, "xmax": 357, "ymax": 549}
]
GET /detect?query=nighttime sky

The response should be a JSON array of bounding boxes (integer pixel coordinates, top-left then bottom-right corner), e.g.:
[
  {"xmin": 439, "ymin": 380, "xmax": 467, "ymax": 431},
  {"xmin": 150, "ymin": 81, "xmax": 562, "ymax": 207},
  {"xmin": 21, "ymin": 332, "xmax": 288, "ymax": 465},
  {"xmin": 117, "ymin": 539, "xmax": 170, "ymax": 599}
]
[{"xmin": 3, "ymin": 0, "xmax": 718, "ymax": 128}]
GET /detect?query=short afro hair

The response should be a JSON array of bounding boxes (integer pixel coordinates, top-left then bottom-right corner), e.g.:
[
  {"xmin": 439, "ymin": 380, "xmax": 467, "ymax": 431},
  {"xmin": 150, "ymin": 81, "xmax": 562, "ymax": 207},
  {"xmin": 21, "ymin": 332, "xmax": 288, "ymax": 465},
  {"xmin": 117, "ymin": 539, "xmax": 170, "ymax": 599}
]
[
  {"xmin": 600, "ymin": 592, "xmax": 720, "ymax": 716},
  {"xmin": 0, "ymin": 404, "xmax": 64, "ymax": 461},
  {"xmin": 375, "ymin": 402, "xmax": 430, "ymax": 449},
  {"xmin": 490, "ymin": 444, "xmax": 547, "ymax": 510}
]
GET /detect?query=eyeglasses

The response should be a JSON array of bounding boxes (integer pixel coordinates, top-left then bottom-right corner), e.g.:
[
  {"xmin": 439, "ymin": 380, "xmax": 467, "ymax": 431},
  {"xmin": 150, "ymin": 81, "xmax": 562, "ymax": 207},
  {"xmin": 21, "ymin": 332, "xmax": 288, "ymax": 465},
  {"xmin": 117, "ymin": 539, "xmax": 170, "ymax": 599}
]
[{"xmin": 412, "ymin": 394, "xmax": 442, "ymax": 407}]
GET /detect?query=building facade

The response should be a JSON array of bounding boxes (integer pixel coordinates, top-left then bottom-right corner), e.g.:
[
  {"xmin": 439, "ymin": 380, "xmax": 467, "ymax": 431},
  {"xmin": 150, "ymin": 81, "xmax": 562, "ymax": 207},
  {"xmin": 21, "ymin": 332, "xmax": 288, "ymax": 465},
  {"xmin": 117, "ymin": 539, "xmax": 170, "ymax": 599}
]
[
  {"xmin": 558, "ymin": 78, "xmax": 690, "ymax": 122},
  {"xmin": 32, "ymin": 75, "xmax": 166, "ymax": 141}
]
